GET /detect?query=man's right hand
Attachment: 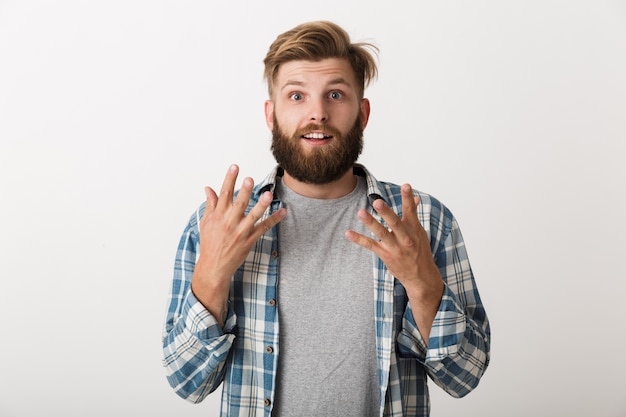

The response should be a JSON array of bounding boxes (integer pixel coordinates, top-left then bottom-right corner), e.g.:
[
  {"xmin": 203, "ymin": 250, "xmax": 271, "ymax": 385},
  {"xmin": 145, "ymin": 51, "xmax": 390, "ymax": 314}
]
[{"xmin": 191, "ymin": 164, "xmax": 287, "ymax": 327}]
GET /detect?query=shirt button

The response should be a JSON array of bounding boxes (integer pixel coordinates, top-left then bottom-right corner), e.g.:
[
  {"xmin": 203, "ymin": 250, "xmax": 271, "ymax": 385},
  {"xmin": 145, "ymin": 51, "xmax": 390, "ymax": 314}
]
[
  {"xmin": 264, "ymin": 398, "xmax": 271, "ymax": 407},
  {"xmin": 265, "ymin": 346, "xmax": 274, "ymax": 354},
  {"xmin": 268, "ymin": 298, "xmax": 276, "ymax": 306},
  {"xmin": 271, "ymin": 250, "xmax": 279, "ymax": 257}
]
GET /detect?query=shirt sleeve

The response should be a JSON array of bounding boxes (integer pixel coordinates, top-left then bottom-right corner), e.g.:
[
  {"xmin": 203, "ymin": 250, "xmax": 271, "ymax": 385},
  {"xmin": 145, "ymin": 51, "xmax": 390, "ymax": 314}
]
[
  {"xmin": 161, "ymin": 211, "xmax": 237, "ymax": 403},
  {"xmin": 396, "ymin": 214, "xmax": 491, "ymax": 398}
]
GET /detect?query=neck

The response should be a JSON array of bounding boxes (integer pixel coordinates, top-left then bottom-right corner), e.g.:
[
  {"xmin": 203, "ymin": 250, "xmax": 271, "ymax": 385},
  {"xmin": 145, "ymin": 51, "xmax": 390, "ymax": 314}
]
[{"xmin": 282, "ymin": 168, "xmax": 357, "ymax": 199}]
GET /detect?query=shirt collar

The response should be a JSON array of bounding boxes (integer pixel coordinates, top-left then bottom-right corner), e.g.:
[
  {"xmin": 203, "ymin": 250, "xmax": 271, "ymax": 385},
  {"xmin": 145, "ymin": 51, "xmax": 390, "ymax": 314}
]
[{"xmin": 256, "ymin": 164, "xmax": 390, "ymax": 206}]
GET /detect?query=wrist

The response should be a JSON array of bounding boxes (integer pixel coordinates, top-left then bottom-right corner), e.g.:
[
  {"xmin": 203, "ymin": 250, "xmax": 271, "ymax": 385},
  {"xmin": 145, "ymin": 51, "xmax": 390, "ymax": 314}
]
[{"xmin": 191, "ymin": 265, "xmax": 231, "ymax": 327}]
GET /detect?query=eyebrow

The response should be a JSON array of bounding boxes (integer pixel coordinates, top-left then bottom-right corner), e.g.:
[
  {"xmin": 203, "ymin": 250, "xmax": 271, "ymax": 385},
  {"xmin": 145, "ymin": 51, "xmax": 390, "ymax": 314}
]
[{"xmin": 280, "ymin": 77, "xmax": 352, "ymax": 92}]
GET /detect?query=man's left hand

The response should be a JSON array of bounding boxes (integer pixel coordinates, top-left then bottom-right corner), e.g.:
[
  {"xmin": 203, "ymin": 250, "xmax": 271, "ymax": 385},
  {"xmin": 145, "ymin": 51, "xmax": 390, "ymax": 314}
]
[{"xmin": 345, "ymin": 183, "xmax": 444, "ymax": 342}]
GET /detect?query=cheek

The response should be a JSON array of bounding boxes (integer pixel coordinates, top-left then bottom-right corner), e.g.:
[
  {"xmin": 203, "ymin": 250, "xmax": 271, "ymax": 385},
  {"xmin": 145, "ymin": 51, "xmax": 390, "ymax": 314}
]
[
  {"xmin": 338, "ymin": 108, "xmax": 362, "ymax": 130},
  {"xmin": 274, "ymin": 108, "xmax": 301, "ymax": 132}
]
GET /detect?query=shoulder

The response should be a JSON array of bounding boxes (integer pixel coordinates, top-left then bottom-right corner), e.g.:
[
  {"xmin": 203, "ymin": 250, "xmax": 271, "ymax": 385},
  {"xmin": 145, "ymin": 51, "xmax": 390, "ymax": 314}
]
[
  {"xmin": 359, "ymin": 165, "xmax": 452, "ymax": 220},
  {"xmin": 359, "ymin": 165, "xmax": 456, "ymax": 235}
]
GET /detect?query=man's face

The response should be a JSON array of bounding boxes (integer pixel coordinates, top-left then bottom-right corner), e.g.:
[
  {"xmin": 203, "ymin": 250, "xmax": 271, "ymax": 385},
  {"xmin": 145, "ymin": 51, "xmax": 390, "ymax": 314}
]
[{"xmin": 264, "ymin": 58, "xmax": 370, "ymax": 184}]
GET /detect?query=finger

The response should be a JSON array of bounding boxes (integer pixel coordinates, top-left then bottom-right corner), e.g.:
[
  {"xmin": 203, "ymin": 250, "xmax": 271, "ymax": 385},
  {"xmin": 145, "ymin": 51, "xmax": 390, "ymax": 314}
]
[
  {"xmin": 414, "ymin": 195, "xmax": 422, "ymax": 223},
  {"xmin": 246, "ymin": 191, "xmax": 287, "ymax": 238},
  {"xmin": 231, "ymin": 177, "xmax": 254, "ymax": 218},
  {"xmin": 253, "ymin": 206, "xmax": 287, "ymax": 238},
  {"xmin": 216, "ymin": 164, "xmax": 239, "ymax": 210},
  {"xmin": 400, "ymin": 184, "xmax": 419, "ymax": 229},
  {"xmin": 357, "ymin": 207, "xmax": 394, "ymax": 242},
  {"xmin": 243, "ymin": 190, "xmax": 273, "ymax": 227},
  {"xmin": 371, "ymin": 199, "xmax": 405, "ymax": 240},
  {"xmin": 344, "ymin": 229, "xmax": 384, "ymax": 256},
  {"xmin": 411, "ymin": 195, "xmax": 429, "ymax": 238},
  {"xmin": 204, "ymin": 186, "xmax": 219, "ymax": 212}
]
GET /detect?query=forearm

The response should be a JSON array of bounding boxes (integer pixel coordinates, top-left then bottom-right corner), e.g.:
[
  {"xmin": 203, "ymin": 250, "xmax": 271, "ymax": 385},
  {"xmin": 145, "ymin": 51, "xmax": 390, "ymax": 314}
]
[
  {"xmin": 398, "ymin": 285, "xmax": 490, "ymax": 398},
  {"xmin": 162, "ymin": 220, "xmax": 235, "ymax": 401},
  {"xmin": 191, "ymin": 259, "xmax": 231, "ymax": 328},
  {"xmin": 427, "ymin": 213, "xmax": 490, "ymax": 396},
  {"xmin": 162, "ymin": 292, "xmax": 235, "ymax": 402},
  {"xmin": 404, "ymin": 263, "xmax": 445, "ymax": 344}
]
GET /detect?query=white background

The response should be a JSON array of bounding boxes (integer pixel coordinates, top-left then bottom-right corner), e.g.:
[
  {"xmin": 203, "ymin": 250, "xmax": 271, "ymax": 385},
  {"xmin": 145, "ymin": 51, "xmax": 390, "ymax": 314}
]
[{"xmin": 1, "ymin": 1, "xmax": 625, "ymax": 416}]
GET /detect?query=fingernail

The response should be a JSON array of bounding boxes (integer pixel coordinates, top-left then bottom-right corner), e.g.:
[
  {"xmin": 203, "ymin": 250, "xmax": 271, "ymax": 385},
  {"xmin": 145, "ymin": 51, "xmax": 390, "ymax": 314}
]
[{"xmin": 229, "ymin": 164, "xmax": 238, "ymax": 172}]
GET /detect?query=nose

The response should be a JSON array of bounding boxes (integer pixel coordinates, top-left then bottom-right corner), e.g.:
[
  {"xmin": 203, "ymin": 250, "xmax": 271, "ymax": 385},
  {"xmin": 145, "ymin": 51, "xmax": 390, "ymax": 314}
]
[{"xmin": 308, "ymin": 97, "xmax": 328, "ymax": 123}]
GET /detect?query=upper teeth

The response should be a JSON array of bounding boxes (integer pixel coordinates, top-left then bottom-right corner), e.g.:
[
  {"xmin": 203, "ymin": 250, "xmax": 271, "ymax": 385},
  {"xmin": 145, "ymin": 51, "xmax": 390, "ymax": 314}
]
[{"xmin": 304, "ymin": 133, "xmax": 329, "ymax": 139}]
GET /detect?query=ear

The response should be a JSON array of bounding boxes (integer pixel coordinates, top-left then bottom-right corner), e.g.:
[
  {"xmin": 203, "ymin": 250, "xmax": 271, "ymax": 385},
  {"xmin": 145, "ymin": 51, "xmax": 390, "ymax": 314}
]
[
  {"xmin": 360, "ymin": 98, "xmax": 371, "ymax": 129},
  {"xmin": 264, "ymin": 100, "xmax": 275, "ymax": 131}
]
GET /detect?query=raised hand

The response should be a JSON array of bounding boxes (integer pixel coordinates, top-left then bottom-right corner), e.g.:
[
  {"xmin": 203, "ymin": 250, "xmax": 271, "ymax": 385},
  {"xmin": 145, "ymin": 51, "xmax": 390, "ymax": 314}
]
[
  {"xmin": 191, "ymin": 164, "xmax": 287, "ymax": 326},
  {"xmin": 345, "ymin": 183, "xmax": 443, "ymax": 341}
]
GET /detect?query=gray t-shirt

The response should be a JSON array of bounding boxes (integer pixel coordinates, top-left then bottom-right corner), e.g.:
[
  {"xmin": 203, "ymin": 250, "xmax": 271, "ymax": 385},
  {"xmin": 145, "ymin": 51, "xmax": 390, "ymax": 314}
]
[{"xmin": 272, "ymin": 176, "xmax": 380, "ymax": 417}]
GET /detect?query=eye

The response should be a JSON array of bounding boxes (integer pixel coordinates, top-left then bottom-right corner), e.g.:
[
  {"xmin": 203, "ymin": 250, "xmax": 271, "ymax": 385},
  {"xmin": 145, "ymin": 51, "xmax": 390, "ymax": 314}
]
[
  {"xmin": 329, "ymin": 91, "xmax": 343, "ymax": 100},
  {"xmin": 289, "ymin": 92, "xmax": 303, "ymax": 101}
]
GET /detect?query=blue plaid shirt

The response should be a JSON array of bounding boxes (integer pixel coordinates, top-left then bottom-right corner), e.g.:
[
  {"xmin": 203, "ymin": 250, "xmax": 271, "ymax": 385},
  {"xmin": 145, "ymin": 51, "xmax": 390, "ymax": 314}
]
[{"xmin": 162, "ymin": 164, "xmax": 490, "ymax": 416}]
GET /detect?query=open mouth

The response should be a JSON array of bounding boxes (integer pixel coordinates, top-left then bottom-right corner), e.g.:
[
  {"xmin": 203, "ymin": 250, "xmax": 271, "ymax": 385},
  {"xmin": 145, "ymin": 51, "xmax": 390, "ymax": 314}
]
[{"xmin": 302, "ymin": 132, "xmax": 333, "ymax": 141}]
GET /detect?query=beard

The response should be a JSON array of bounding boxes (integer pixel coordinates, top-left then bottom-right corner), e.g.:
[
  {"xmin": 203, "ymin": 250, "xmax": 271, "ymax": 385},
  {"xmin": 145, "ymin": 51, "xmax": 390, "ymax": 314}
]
[{"xmin": 271, "ymin": 115, "xmax": 364, "ymax": 185}]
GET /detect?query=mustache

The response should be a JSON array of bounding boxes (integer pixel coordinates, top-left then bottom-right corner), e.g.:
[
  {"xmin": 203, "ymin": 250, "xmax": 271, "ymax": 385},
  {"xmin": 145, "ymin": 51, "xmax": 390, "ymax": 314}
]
[{"xmin": 293, "ymin": 123, "xmax": 343, "ymax": 139}]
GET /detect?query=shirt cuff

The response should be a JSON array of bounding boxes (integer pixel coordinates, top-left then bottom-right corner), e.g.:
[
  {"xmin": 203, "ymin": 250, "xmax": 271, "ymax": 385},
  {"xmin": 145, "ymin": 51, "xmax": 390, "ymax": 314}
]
[
  {"xmin": 397, "ymin": 284, "xmax": 466, "ymax": 361},
  {"xmin": 183, "ymin": 290, "xmax": 238, "ymax": 341}
]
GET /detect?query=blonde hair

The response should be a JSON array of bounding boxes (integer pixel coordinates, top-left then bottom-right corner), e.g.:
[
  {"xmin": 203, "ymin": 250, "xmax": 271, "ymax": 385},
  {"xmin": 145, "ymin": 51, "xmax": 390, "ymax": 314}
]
[{"xmin": 263, "ymin": 21, "xmax": 378, "ymax": 98}]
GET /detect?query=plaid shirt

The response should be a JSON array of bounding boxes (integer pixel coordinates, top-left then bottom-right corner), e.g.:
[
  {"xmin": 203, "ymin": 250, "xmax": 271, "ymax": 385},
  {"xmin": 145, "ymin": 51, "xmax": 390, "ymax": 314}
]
[{"xmin": 162, "ymin": 164, "xmax": 490, "ymax": 416}]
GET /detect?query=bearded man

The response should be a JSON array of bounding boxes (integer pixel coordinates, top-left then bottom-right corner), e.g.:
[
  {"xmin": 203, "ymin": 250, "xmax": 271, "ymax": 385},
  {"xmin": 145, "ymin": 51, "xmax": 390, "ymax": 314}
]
[{"xmin": 162, "ymin": 20, "xmax": 490, "ymax": 417}]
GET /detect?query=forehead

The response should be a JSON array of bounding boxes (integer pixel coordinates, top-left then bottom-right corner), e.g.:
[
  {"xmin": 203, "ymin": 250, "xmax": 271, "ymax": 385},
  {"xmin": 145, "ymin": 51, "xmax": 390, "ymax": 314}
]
[{"xmin": 275, "ymin": 58, "xmax": 357, "ymax": 90}]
